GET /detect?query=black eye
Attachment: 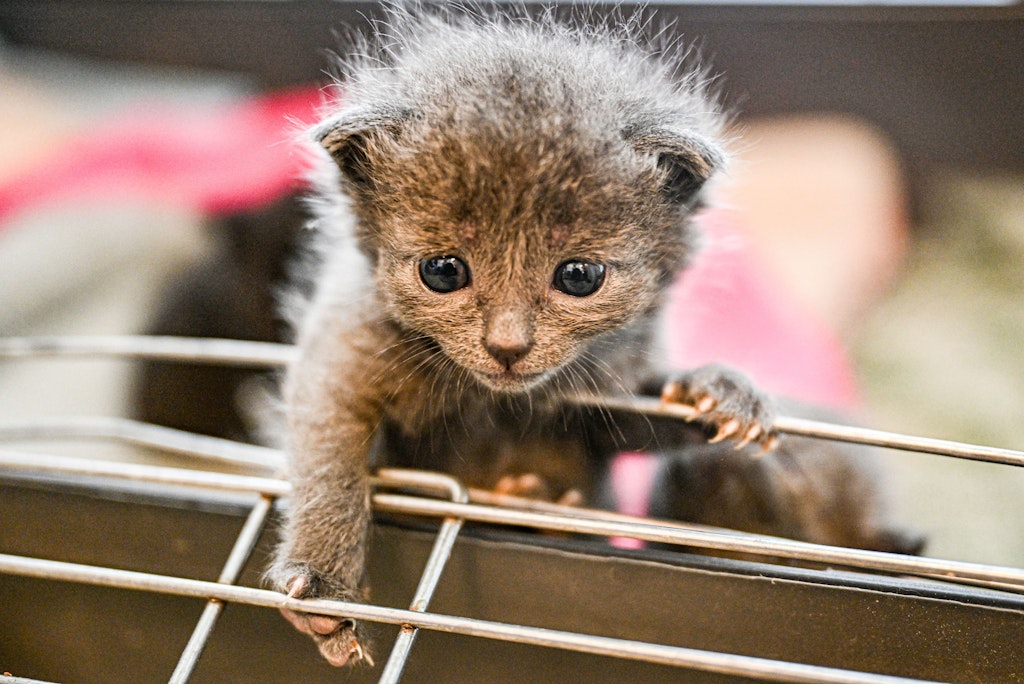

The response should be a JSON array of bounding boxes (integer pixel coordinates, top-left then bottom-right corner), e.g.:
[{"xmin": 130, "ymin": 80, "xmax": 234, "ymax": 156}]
[
  {"xmin": 553, "ymin": 260, "xmax": 605, "ymax": 297},
  {"xmin": 419, "ymin": 256, "xmax": 470, "ymax": 293}
]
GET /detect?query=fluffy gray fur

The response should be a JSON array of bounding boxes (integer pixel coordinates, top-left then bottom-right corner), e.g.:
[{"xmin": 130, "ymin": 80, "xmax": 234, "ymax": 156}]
[{"xmin": 268, "ymin": 5, "xmax": 919, "ymax": 667}]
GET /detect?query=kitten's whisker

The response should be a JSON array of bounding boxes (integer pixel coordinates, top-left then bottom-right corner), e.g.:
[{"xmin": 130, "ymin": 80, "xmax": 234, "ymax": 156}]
[{"xmin": 573, "ymin": 351, "xmax": 640, "ymax": 449}]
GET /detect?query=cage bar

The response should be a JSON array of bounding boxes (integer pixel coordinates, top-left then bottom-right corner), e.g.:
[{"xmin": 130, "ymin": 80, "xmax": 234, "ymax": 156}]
[{"xmin": 2, "ymin": 335, "xmax": 1023, "ymax": 683}]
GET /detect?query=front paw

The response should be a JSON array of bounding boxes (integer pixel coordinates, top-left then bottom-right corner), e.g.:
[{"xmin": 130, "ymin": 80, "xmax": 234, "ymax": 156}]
[
  {"xmin": 270, "ymin": 566, "xmax": 372, "ymax": 667},
  {"xmin": 494, "ymin": 472, "xmax": 584, "ymax": 507},
  {"xmin": 660, "ymin": 364, "xmax": 778, "ymax": 451}
]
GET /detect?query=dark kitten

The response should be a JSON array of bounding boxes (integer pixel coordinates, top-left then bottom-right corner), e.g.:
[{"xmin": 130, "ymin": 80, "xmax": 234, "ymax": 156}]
[{"xmin": 268, "ymin": 6, "xmax": 917, "ymax": 666}]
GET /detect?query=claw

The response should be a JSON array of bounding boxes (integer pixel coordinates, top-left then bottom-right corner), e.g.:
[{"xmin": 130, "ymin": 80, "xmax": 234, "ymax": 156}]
[
  {"xmin": 708, "ymin": 418, "xmax": 741, "ymax": 444},
  {"xmin": 760, "ymin": 433, "xmax": 781, "ymax": 454},
  {"xmin": 287, "ymin": 575, "xmax": 308, "ymax": 598},
  {"xmin": 659, "ymin": 381, "xmax": 681, "ymax": 403},
  {"xmin": 352, "ymin": 640, "xmax": 374, "ymax": 667},
  {"xmin": 316, "ymin": 619, "xmax": 368, "ymax": 667},
  {"xmin": 659, "ymin": 381, "xmax": 716, "ymax": 419},
  {"xmin": 694, "ymin": 394, "xmax": 717, "ymax": 415},
  {"xmin": 557, "ymin": 488, "xmax": 584, "ymax": 507},
  {"xmin": 734, "ymin": 423, "xmax": 763, "ymax": 450}
]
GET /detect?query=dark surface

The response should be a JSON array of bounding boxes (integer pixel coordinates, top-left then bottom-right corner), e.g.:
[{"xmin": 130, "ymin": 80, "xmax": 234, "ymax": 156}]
[
  {"xmin": 1, "ymin": 1, "xmax": 1023, "ymax": 176},
  {"xmin": 129, "ymin": 194, "xmax": 306, "ymax": 442},
  {"xmin": 2, "ymin": 475, "xmax": 1023, "ymax": 683}
]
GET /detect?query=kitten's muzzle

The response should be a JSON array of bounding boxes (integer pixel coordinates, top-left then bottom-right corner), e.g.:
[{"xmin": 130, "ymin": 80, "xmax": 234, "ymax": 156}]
[{"xmin": 476, "ymin": 368, "xmax": 550, "ymax": 393}]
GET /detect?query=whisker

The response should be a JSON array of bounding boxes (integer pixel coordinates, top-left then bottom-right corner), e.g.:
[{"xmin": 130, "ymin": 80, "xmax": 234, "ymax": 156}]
[{"xmin": 573, "ymin": 351, "xmax": 640, "ymax": 450}]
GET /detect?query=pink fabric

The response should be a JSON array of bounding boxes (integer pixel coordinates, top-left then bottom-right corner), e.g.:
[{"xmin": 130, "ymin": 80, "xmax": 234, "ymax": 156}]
[
  {"xmin": 609, "ymin": 452, "xmax": 662, "ymax": 549},
  {"xmin": 666, "ymin": 208, "xmax": 858, "ymax": 410}
]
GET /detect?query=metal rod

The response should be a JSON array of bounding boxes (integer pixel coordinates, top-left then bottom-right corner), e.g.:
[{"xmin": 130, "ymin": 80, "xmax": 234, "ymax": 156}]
[
  {"xmin": 4, "ymin": 450, "xmax": 1024, "ymax": 593},
  {"xmin": 777, "ymin": 415, "xmax": 1024, "ymax": 467},
  {"xmin": 372, "ymin": 494, "xmax": 1024, "ymax": 592},
  {"xmin": 0, "ymin": 336, "xmax": 295, "ymax": 368},
  {"xmin": 4, "ymin": 335, "xmax": 1024, "ymax": 466},
  {"xmin": 168, "ymin": 496, "xmax": 275, "ymax": 684},
  {"xmin": 466, "ymin": 488, "xmax": 1023, "ymax": 594},
  {"xmin": 468, "ymin": 486, "xmax": 769, "ymax": 539},
  {"xmin": 376, "ymin": 470, "xmax": 469, "ymax": 684},
  {"xmin": 0, "ymin": 416, "xmax": 283, "ymax": 471},
  {"xmin": 0, "ymin": 553, "xmax": 936, "ymax": 684},
  {"xmin": 576, "ymin": 394, "xmax": 1024, "ymax": 467},
  {"xmin": 0, "ymin": 449, "xmax": 290, "ymax": 497}
]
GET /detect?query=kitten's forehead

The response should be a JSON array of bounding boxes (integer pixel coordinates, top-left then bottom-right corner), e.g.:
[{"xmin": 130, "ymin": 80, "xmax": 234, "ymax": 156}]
[
  {"xmin": 390, "ymin": 213, "xmax": 619, "ymax": 261},
  {"xmin": 387, "ymin": 191, "xmax": 645, "ymax": 264},
  {"xmin": 381, "ymin": 124, "xmax": 654, "ymax": 248}
]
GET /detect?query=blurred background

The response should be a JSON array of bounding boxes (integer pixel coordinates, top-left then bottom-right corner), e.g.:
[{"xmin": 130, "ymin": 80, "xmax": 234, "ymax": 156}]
[{"xmin": 1, "ymin": 0, "xmax": 1023, "ymax": 569}]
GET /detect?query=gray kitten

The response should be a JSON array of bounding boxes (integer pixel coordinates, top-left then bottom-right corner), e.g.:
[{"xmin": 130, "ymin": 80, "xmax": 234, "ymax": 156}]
[{"xmin": 268, "ymin": 6, "xmax": 918, "ymax": 667}]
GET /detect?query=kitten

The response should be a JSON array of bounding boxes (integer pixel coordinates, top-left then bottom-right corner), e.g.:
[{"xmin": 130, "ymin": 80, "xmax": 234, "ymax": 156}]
[{"xmin": 268, "ymin": 6, "xmax": 917, "ymax": 667}]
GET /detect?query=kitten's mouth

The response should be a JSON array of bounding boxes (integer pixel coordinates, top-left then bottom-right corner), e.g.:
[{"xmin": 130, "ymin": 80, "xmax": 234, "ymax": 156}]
[{"xmin": 475, "ymin": 369, "xmax": 550, "ymax": 392}]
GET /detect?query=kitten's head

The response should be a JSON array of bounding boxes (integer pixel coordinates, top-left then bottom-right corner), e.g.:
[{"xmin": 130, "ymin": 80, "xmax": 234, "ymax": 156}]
[{"xmin": 313, "ymin": 12, "xmax": 725, "ymax": 393}]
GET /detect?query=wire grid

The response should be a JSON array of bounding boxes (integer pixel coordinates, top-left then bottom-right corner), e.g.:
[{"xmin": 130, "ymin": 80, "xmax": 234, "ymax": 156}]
[{"xmin": 2, "ymin": 336, "xmax": 1024, "ymax": 684}]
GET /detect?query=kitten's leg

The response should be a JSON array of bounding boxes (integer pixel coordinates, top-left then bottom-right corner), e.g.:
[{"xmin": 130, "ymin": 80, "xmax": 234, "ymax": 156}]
[
  {"xmin": 649, "ymin": 437, "xmax": 926, "ymax": 554},
  {"xmin": 645, "ymin": 363, "xmax": 779, "ymax": 452},
  {"xmin": 266, "ymin": 316, "xmax": 391, "ymax": 667}
]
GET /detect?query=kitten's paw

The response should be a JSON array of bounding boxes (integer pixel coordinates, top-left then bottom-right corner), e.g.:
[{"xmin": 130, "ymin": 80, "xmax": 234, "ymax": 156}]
[
  {"xmin": 494, "ymin": 473, "xmax": 584, "ymax": 506},
  {"xmin": 661, "ymin": 364, "xmax": 778, "ymax": 452},
  {"xmin": 273, "ymin": 570, "xmax": 372, "ymax": 667}
]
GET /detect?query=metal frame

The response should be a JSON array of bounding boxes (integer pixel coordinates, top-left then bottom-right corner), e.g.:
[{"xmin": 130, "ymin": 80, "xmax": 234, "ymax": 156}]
[{"xmin": 2, "ymin": 336, "xmax": 1024, "ymax": 683}]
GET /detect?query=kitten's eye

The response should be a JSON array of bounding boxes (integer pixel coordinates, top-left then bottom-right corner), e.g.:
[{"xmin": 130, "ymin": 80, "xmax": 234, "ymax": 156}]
[
  {"xmin": 419, "ymin": 256, "xmax": 470, "ymax": 293},
  {"xmin": 553, "ymin": 260, "xmax": 605, "ymax": 297}
]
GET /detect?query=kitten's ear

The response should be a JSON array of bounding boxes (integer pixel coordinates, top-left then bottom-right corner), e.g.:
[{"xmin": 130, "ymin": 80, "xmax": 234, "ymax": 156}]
[
  {"xmin": 625, "ymin": 126, "xmax": 726, "ymax": 205},
  {"xmin": 312, "ymin": 107, "xmax": 408, "ymax": 189}
]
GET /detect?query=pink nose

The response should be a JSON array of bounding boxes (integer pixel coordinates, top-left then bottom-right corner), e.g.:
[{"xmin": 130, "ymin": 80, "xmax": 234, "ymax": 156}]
[
  {"xmin": 483, "ymin": 309, "xmax": 534, "ymax": 370},
  {"xmin": 485, "ymin": 338, "xmax": 534, "ymax": 370}
]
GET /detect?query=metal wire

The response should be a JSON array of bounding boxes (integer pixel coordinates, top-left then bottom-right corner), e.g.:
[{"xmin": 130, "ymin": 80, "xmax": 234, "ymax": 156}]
[
  {"xmin": 4, "ymin": 335, "xmax": 1024, "ymax": 466},
  {"xmin": 0, "ymin": 448, "xmax": 289, "ymax": 497},
  {"xmin": 2, "ymin": 335, "xmax": 1024, "ymax": 683},
  {"xmin": 0, "ymin": 676, "xmax": 58, "ymax": 684},
  {"xmin": 374, "ymin": 469, "xmax": 469, "ymax": 683},
  {"xmin": 0, "ymin": 553, "xmax": 935, "ymax": 684},
  {"xmin": 0, "ymin": 335, "xmax": 296, "ymax": 367},
  {"xmin": 581, "ymin": 395, "xmax": 1024, "ymax": 467},
  {"xmin": 0, "ymin": 416, "xmax": 283, "ymax": 470},
  {"xmin": 168, "ymin": 495, "xmax": 274, "ymax": 684},
  {"xmin": 3, "ymin": 447, "xmax": 1023, "ymax": 595}
]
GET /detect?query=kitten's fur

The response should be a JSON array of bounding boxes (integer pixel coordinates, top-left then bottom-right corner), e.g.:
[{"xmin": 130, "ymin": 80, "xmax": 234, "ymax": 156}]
[{"xmin": 269, "ymin": 6, "xmax": 919, "ymax": 667}]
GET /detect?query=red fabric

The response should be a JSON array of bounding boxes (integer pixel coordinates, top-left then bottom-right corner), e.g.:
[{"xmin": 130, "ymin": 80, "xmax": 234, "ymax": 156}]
[{"xmin": 0, "ymin": 87, "xmax": 324, "ymax": 225}]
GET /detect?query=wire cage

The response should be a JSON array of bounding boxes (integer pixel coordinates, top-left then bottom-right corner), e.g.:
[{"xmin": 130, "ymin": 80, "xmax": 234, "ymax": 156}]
[{"xmin": 1, "ymin": 336, "xmax": 1023, "ymax": 684}]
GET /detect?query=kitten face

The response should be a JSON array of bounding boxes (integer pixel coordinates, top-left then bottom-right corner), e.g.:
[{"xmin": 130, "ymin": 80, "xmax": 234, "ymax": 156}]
[
  {"xmin": 313, "ymin": 22, "xmax": 725, "ymax": 395},
  {"xmin": 365, "ymin": 135, "xmax": 690, "ymax": 393},
  {"xmin": 377, "ymin": 241, "xmax": 652, "ymax": 392}
]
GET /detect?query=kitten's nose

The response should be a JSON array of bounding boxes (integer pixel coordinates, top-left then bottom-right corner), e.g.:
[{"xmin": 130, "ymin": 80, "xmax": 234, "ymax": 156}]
[
  {"xmin": 484, "ymin": 309, "xmax": 535, "ymax": 370},
  {"xmin": 485, "ymin": 339, "xmax": 534, "ymax": 370}
]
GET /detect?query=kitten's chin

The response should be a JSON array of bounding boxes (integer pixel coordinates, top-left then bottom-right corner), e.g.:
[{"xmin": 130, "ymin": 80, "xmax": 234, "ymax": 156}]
[{"xmin": 474, "ymin": 369, "xmax": 552, "ymax": 393}]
